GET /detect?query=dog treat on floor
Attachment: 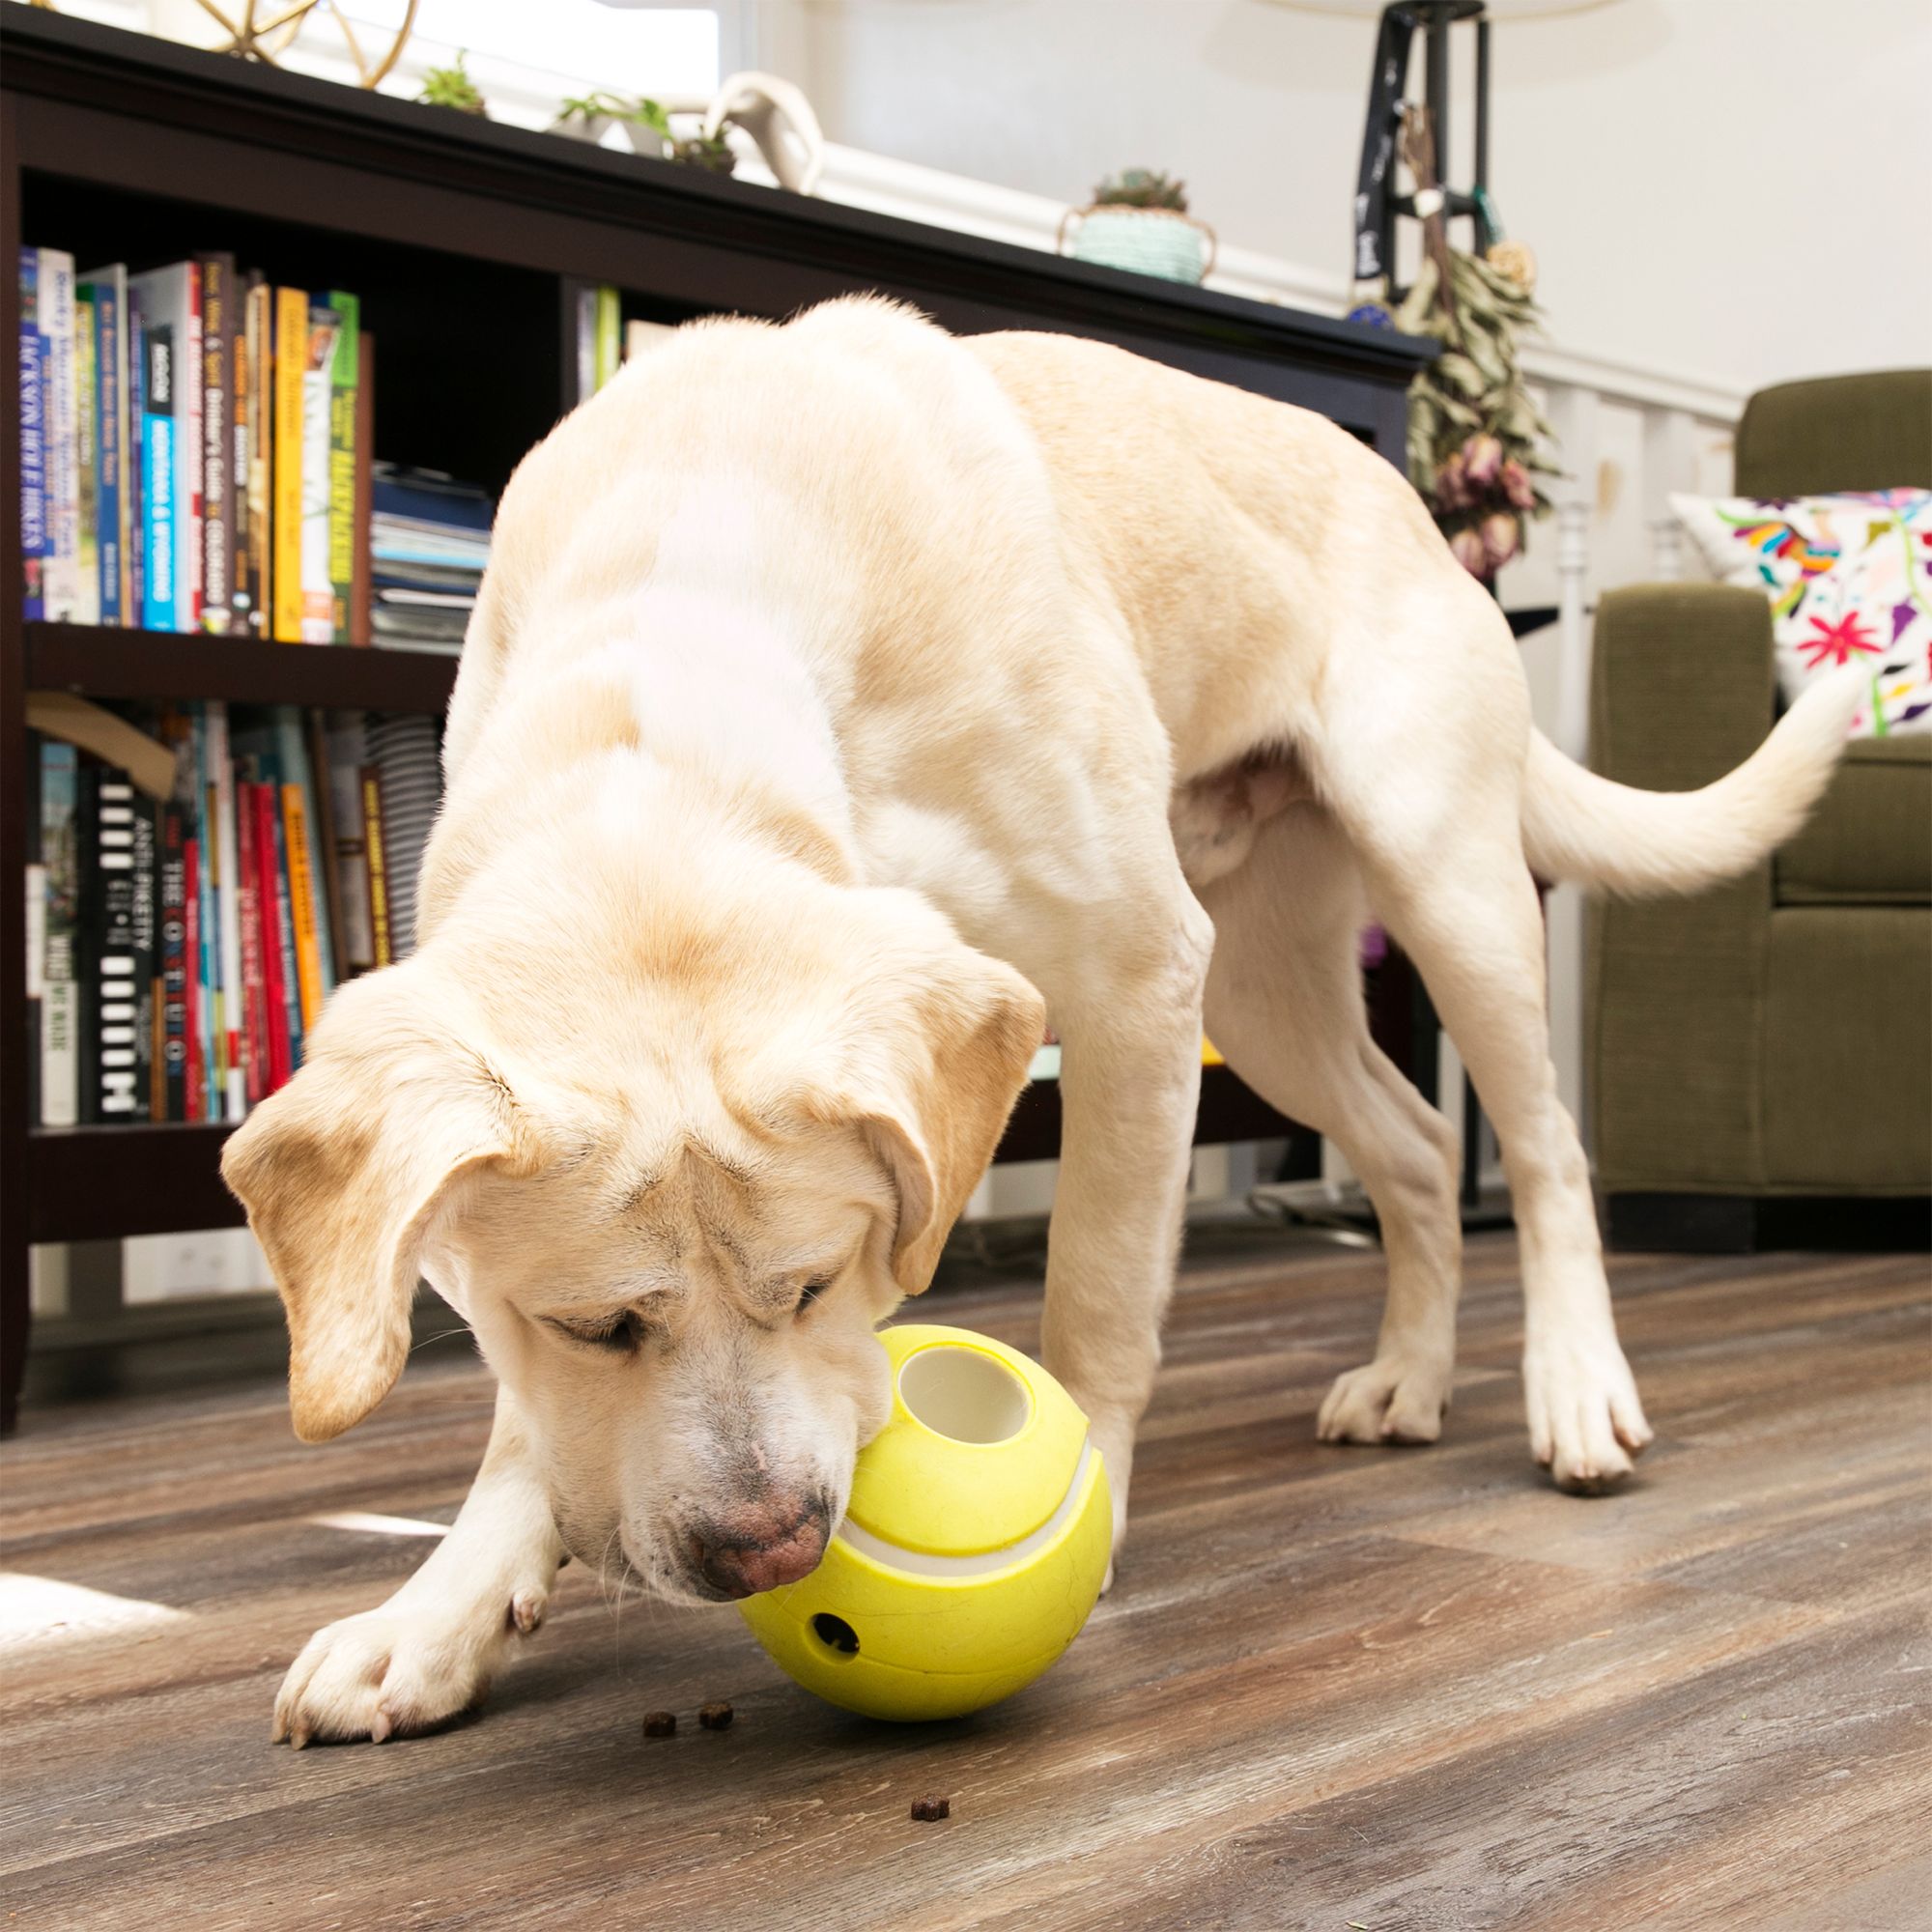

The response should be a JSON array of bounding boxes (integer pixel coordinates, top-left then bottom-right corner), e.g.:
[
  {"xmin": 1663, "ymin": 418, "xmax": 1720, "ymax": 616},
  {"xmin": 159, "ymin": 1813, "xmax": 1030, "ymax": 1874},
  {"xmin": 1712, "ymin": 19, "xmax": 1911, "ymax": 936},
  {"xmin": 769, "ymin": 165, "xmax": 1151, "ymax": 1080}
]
[
  {"xmin": 697, "ymin": 1701, "xmax": 733, "ymax": 1731},
  {"xmin": 641, "ymin": 1711, "xmax": 677, "ymax": 1738},
  {"xmin": 910, "ymin": 1795, "xmax": 951, "ymax": 1822}
]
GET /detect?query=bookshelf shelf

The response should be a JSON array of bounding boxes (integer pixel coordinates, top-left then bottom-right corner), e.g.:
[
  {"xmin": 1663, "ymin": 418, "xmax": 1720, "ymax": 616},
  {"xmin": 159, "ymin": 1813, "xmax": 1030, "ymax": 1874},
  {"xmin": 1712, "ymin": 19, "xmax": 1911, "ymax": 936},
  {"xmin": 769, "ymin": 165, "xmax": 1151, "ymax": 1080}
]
[
  {"xmin": 2, "ymin": 4, "xmax": 1427, "ymax": 1431},
  {"xmin": 28, "ymin": 1122, "xmax": 236, "ymax": 1244},
  {"xmin": 25, "ymin": 625, "xmax": 459, "ymax": 713}
]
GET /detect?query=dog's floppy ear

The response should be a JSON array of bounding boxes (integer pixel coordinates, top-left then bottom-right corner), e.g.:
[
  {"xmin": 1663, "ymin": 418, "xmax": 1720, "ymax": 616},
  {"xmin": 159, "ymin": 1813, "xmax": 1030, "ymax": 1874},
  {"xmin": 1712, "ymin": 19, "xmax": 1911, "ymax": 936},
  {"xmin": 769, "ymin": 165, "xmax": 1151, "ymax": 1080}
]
[
  {"xmin": 805, "ymin": 895, "xmax": 1045, "ymax": 1295},
  {"xmin": 220, "ymin": 960, "xmax": 523, "ymax": 1442}
]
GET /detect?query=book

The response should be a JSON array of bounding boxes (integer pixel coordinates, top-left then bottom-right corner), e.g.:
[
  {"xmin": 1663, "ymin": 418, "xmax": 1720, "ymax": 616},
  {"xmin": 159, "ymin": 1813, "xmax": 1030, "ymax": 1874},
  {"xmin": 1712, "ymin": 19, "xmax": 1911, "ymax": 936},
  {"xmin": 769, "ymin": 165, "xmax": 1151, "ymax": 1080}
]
[
  {"xmin": 300, "ymin": 301, "xmax": 339, "ymax": 643},
  {"xmin": 128, "ymin": 263, "xmax": 200, "ymax": 632},
  {"xmin": 181, "ymin": 823, "xmax": 202, "ymax": 1121},
  {"xmin": 244, "ymin": 275, "xmax": 272, "ymax": 638},
  {"xmin": 351, "ymin": 332, "xmax": 373, "ymax": 644},
  {"xmin": 196, "ymin": 252, "xmax": 237, "ymax": 635},
  {"xmin": 207, "ymin": 701, "xmax": 246, "ymax": 1118},
  {"xmin": 40, "ymin": 248, "xmax": 80, "ymax": 623},
  {"xmin": 90, "ymin": 774, "xmax": 154, "ymax": 1121},
  {"xmin": 325, "ymin": 291, "xmax": 358, "ymax": 643},
  {"xmin": 365, "ymin": 712, "xmax": 439, "ymax": 960},
  {"xmin": 360, "ymin": 764, "xmax": 393, "ymax": 969},
  {"xmin": 18, "ymin": 249, "xmax": 48, "ymax": 622},
  {"xmin": 73, "ymin": 290, "xmax": 99, "ymax": 626},
  {"xmin": 594, "ymin": 284, "xmax": 620, "ymax": 392},
  {"xmin": 325, "ymin": 712, "xmax": 375, "ymax": 972},
  {"xmin": 71, "ymin": 759, "xmax": 100, "ymax": 1119},
  {"xmin": 79, "ymin": 267, "xmax": 128, "ymax": 625},
  {"xmin": 268, "ymin": 781, "xmax": 304, "ymax": 1074},
  {"xmin": 305, "ymin": 707, "xmax": 347, "ymax": 980},
  {"xmin": 159, "ymin": 799, "xmax": 189, "ymax": 1122},
  {"xmin": 271, "ymin": 287, "xmax": 307, "ymax": 641},
  {"xmin": 253, "ymin": 779, "xmax": 294, "ymax": 1091},
  {"xmin": 124, "ymin": 282, "xmax": 146, "ymax": 625},
  {"xmin": 38, "ymin": 740, "xmax": 80, "ymax": 1127},
  {"xmin": 235, "ymin": 761, "xmax": 266, "ymax": 1107},
  {"xmin": 272, "ymin": 705, "xmax": 333, "ymax": 1021}
]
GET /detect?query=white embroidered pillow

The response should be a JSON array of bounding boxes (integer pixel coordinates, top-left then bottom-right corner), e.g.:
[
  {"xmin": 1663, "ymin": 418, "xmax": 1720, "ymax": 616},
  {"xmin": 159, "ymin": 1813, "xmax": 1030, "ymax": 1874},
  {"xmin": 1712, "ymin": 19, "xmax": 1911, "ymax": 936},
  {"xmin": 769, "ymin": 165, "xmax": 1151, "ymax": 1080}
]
[{"xmin": 1670, "ymin": 489, "xmax": 1931, "ymax": 737}]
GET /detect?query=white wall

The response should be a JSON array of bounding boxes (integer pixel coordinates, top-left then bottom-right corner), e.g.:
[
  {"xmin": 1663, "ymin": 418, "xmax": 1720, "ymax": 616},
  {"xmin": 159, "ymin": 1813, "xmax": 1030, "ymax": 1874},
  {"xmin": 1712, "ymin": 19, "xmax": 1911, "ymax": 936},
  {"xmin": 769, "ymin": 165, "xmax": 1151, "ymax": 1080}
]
[{"xmin": 791, "ymin": 0, "xmax": 1931, "ymax": 395}]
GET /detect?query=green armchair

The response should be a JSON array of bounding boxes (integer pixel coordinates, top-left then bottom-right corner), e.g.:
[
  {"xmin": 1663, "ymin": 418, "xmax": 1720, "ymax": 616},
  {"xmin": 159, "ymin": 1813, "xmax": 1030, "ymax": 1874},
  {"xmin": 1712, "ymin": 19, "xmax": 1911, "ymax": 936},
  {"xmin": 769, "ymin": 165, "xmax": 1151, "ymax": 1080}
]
[{"xmin": 1586, "ymin": 370, "xmax": 1932, "ymax": 1249}]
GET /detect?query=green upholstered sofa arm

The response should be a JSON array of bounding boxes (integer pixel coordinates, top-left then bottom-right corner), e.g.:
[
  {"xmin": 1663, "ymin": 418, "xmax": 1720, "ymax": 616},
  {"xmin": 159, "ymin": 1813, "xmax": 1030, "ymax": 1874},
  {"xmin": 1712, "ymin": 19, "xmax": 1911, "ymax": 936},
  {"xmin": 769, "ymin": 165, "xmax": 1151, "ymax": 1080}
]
[{"xmin": 1585, "ymin": 583, "xmax": 1777, "ymax": 1192}]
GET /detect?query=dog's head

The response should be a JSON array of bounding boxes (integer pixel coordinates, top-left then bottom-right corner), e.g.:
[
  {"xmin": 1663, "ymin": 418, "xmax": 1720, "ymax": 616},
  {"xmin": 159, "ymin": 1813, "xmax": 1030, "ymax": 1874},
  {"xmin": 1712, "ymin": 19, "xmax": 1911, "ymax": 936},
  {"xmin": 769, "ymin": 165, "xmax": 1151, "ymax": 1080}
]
[{"xmin": 221, "ymin": 849, "xmax": 1042, "ymax": 1605}]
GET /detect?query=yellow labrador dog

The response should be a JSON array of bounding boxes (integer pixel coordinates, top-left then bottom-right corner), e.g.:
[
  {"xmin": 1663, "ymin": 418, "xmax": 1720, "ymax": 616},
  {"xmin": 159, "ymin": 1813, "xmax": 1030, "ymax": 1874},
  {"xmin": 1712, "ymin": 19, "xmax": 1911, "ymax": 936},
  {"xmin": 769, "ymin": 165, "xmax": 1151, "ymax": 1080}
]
[{"xmin": 225, "ymin": 298, "xmax": 1858, "ymax": 1746}]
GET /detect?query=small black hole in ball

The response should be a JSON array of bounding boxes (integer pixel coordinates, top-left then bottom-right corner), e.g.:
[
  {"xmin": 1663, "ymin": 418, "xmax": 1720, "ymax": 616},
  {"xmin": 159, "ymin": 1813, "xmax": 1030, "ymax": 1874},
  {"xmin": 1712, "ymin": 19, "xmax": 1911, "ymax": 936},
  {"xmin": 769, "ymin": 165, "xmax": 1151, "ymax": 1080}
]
[{"xmin": 812, "ymin": 1613, "xmax": 860, "ymax": 1655}]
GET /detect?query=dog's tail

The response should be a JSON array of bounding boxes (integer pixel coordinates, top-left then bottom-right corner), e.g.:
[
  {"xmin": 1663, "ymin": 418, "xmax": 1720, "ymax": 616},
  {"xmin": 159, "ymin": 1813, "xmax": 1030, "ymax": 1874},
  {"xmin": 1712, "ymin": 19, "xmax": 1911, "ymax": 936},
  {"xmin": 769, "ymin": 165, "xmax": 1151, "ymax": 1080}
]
[{"xmin": 1520, "ymin": 665, "xmax": 1865, "ymax": 897}]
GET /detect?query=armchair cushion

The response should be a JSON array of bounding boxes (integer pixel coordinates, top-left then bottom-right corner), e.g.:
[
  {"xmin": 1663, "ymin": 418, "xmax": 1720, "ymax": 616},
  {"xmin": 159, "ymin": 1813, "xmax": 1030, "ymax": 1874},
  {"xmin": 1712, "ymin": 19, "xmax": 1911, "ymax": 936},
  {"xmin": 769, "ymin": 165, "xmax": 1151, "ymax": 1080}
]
[{"xmin": 1776, "ymin": 737, "xmax": 1932, "ymax": 906}]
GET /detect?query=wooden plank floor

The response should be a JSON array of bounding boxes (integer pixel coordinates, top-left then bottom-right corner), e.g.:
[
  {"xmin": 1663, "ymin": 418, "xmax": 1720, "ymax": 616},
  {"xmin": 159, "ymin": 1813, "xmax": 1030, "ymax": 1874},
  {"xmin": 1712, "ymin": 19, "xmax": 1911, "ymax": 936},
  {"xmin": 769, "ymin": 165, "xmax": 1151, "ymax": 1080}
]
[{"xmin": 2, "ymin": 1229, "xmax": 1927, "ymax": 1931}]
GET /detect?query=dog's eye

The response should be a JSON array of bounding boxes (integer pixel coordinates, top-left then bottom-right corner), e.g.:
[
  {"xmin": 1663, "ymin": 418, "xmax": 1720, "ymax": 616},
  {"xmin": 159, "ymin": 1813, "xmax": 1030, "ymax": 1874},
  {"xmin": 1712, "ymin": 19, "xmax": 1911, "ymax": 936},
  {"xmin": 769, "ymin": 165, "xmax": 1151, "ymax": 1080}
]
[
  {"xmin": 549, "ymin": 1311, "xmax": 644, "ymax": 1354},
  {"xmin": 794, "ymin": 1276, "xmax": 836, "ymax": 1320}
]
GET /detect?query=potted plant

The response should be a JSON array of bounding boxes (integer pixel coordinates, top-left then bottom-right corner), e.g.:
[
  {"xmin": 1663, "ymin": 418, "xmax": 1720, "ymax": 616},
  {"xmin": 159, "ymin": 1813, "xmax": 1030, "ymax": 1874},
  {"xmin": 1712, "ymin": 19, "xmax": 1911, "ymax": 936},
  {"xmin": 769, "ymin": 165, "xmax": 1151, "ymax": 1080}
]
[
  {"xmin": 554, "ymin": 92, "xmax": 737, "ymax": 175},
  {"xmin": 416, "ymin": 49, "xmax": 486, "ymax": 116},
  {"xmin": 1058, "ymin": 169, "xmax": 1216, "ymax": 286}
]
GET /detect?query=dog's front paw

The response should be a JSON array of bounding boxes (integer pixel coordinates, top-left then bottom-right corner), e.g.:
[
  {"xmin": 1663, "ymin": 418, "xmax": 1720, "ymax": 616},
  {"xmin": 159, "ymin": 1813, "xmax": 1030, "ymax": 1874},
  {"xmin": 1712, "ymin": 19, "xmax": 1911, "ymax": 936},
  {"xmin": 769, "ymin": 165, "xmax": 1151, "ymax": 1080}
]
[
  {"xmin": 1317, "ymin": 1353, "xmax": 1452, "ymax": 1445},
  {"xmin": 272, "ymin": 1577, "xmax": 544, "ymax": 1747},
  {"xmin": 1524, "ymin": 1332, "xmax": 1653, "ymax": 1493}
]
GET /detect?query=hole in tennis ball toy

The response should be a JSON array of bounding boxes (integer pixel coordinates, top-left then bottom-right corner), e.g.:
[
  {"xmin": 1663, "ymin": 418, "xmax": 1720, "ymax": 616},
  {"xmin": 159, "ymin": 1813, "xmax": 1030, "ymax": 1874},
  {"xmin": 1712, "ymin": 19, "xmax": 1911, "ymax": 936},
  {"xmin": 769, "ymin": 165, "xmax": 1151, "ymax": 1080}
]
[
  {"xmin": 812, "ymin": 1612, "xmax": 861, "ymax": 1657},
  {"xmin": 897, "ymin": 1346, "xmax": 1032, "ymax": 1445}
]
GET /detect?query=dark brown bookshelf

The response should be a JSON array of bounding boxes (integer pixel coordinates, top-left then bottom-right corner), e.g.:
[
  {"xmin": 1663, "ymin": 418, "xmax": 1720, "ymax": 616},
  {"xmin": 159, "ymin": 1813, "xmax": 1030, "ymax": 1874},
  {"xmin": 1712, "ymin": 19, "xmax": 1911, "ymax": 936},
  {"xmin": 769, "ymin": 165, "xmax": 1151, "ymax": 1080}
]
[
  {"xmin": 0, "ymin": 5, "xmax": 1429, "ymax": 1431},
  {"xmin": 25, "ymin": 625, "xmax": 459, "ymax": 712}
]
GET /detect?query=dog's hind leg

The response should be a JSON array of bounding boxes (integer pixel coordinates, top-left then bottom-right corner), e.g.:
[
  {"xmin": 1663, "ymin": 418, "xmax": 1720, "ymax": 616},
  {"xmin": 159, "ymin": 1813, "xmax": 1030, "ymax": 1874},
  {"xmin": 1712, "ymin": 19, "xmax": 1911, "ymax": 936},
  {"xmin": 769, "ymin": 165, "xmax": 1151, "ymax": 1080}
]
[
  {"xmin": 1313, "ymin": 640, "xmax": 1653, "ymax": 1492},
  {"xmin": 1198, "ymin": 808, "xmax": 1463, "ymax": 1444}
]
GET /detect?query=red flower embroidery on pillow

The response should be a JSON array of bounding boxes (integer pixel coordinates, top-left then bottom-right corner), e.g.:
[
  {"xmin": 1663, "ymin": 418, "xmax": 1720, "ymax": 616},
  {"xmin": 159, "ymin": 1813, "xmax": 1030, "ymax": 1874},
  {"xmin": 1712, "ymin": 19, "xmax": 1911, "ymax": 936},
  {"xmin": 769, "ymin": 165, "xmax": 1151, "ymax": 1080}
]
[{"xmin": 1798, "ymin": 609, "xmax": 1883, "ymax": 668}]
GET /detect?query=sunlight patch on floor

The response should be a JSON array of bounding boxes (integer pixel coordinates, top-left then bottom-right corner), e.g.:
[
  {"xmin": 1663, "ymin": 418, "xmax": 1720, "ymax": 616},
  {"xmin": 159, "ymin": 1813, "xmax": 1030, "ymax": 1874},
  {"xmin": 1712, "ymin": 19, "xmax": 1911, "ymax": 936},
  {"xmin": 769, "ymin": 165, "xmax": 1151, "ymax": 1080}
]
[
  {"xmin": 0, "ymin": 1572, "xmax": 191, "ymax": 1647},
  {"xmin": 309, "ymin": 1511, "xmax": 451, "ymax": 1538}
]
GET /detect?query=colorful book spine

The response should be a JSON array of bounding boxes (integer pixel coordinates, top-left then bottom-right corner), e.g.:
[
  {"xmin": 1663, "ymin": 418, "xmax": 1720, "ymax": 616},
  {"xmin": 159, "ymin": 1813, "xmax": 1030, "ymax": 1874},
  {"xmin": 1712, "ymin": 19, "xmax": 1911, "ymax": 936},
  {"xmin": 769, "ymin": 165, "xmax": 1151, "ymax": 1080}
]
[
  {"xmin": 281, "ymin": 781, "xmax": 325, "ymax": 1032},
  {"xmin": 594, "ymin": 284, "xmax": 620, "ymax": 392},
  {"xmin": 137, "ymin": 307, "xmax": 178, "ymax": 631},
  {"xmin": 253, "ymin": 781, "xmax": 293, "ymax": 1091},
  {"xmin": 72, "ymin": 291, "xmax": 99, "ymax": 626},
  {"xmin": 72, "ymin": 761, "xmax": 100, "ymax": 1119},
  {"xmin": 18, "ymin": 249, "xmax": 47, "ymax": 622},
  {"xmin": 93, "ymin": 776, "xmax": 152, "ymax": 1120},
  {"xmin": 245, "ymin": 277, "xmax": 272, "ymax": 639},
  {"xmin": 361, "ymin": 764, "xmax": 393, "ymax": 968},
  {"xmin": 160, "ymin": 800, "xmax": 189, "ymax": 1122},
  {"xmin": 325, "ymin": 292, "xmax": 358, "ymax": 644},
  {"xmin": 83, "ymin": 271, "xmax": 126, "ymax": 626},
  {"xmin": 124, "ymin": 285, "xmax": 146, "ymax": 626},
  {"xmin": 232, "ymin": 270, "xmax": 259, "ymax": 635},
  {"xmin": 184, "ymin": 262, "xmax": 204, "ymax": 630},
  {"xmin": 39, "ymin": 741, "xmax": 80, "ymax": 1127},
  {"xmin": 271, "ymin": 287, "xmax": 306, "ymax": 641},
  {"xmin": 181, "ymin": 828, "xmax": 202, "ymax": 1122},
  {"xmin": 299, "ymin": 300, "xmax": 338, "ymax": 644},
  {"xmin": 197, "ymin": 253, "xmax": 237, "ymax": 635},
  {"xmin": 235, "ymin": 766, "xmax": 266, "ymax": 1108},
  {"xmin": 274, "ymin": 707, "xmax": 335, "ymax": 999},
  {"xmin": 209, "ymin": 702, "xmax": 246, "ymax": 1118},
  {"xmin": 268, "ymin": 784, "xmax": 304, "ymax": 1075},
  {"xmin": 41, "ymin": 248, "xmax": 80, "ymax": 622},
  {"xmin": 351, "ymin": 333, "xmax": 374, "ymax": 644}
]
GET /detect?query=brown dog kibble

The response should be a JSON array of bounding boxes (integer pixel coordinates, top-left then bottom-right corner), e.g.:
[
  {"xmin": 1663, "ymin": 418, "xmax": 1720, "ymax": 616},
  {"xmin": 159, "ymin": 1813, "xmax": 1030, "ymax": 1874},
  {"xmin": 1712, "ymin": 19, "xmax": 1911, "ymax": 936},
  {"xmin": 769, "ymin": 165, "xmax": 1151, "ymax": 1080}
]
[
  {"xmin": 641, "ymin": 1711, "xmax": 677, "ymax": 1738},
  {"xmin": 697, "ymin": 1701, "xmax": 734, "ymax": 1731},
  {"xmin": 910, "ymin": 1795, "xmax": 951, "ymax": 1823}
]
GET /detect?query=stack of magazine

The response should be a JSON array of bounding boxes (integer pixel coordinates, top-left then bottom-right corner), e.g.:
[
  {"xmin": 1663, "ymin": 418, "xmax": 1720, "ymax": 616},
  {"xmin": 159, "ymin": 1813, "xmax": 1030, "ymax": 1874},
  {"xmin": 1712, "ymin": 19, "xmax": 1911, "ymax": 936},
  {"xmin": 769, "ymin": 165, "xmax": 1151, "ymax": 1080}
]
[{"xmin": 370, "ymin": 464, "xmax": 492, "ymax": 654}]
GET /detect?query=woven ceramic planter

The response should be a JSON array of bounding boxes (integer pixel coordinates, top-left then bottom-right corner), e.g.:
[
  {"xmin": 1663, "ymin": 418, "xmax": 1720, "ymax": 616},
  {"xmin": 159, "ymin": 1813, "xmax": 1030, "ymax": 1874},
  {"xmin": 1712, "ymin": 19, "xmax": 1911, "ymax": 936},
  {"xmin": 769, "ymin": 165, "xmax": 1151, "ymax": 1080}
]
[{"xmin": 1059, "ymin": 205, "xmax": 1217, "ymax": 286}]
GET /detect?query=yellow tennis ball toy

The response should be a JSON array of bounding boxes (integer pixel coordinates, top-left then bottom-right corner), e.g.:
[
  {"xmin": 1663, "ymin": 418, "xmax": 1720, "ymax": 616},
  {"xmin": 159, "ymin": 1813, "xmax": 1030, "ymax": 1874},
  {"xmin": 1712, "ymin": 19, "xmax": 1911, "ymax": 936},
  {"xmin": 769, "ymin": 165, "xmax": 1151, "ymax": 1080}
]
[{"xmin": 737, "ymin": 1323, "xmax": 1112, "ymax": 1721}]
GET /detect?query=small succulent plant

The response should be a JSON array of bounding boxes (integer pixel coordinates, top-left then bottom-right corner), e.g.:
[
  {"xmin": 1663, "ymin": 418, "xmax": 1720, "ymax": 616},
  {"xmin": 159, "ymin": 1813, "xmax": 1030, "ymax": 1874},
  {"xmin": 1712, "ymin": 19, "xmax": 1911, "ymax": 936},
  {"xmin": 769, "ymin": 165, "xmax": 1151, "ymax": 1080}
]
[
  {"xmin": 418, "ymin": 50, "xmax": 486, "ymax": 115},
  {"xmin": 556, "ymin": 91, "xmax": 737, "ymax": 174},
  {"xmin": 1093, "ymin": 167, "xmax": 1189, "ymax": 213}
]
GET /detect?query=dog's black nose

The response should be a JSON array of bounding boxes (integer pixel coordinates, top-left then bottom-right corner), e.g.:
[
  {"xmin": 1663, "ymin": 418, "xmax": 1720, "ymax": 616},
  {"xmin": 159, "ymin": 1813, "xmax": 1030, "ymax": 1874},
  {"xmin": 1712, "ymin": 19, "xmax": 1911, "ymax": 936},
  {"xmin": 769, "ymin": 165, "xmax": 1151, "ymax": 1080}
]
[{"xmin": 689, "ymin": 1496, "xmax": 830, "ymax": 1598}]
